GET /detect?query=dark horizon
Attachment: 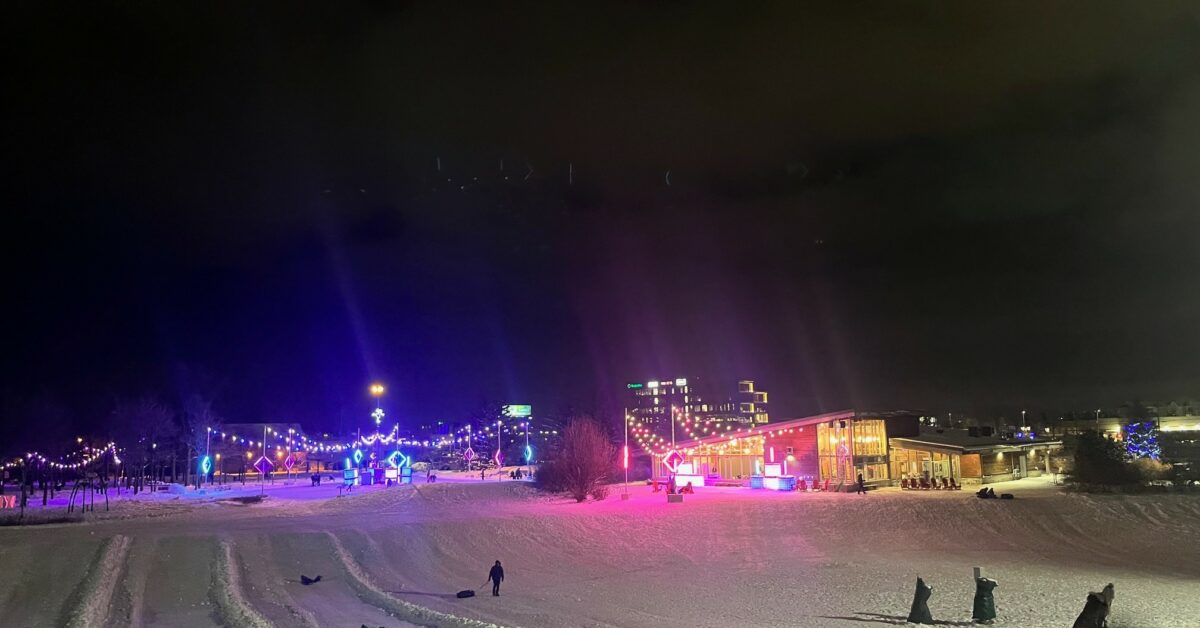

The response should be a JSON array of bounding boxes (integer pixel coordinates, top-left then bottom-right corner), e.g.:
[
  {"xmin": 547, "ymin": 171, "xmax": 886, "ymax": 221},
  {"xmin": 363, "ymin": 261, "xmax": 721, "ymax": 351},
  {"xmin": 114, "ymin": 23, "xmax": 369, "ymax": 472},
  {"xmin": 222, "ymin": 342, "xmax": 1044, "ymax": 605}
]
[{"xmin": 3, "ymin": 2, "xmax": 1199, "ymax": 439}]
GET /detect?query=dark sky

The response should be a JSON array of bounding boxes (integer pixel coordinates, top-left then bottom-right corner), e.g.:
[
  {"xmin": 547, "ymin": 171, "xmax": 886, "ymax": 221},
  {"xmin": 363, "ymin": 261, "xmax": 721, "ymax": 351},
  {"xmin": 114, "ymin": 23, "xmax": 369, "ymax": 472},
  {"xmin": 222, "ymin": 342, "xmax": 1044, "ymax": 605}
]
[{"xmin": 2, "ymin": 2, "xmax": 1198, "ymax": 432}]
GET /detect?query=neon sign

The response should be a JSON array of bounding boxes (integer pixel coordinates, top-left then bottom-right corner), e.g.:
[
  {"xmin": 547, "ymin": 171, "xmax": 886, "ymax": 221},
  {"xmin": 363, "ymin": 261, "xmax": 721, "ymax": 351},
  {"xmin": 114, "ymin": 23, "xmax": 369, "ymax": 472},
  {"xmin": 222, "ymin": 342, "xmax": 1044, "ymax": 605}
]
[
  {"xmin": 386, "ymin": 450, "xmax": 411, "ymax": 468},
  {"xmin": 662, "ymin": 449, "xmax": 684, "ymax": 473}
]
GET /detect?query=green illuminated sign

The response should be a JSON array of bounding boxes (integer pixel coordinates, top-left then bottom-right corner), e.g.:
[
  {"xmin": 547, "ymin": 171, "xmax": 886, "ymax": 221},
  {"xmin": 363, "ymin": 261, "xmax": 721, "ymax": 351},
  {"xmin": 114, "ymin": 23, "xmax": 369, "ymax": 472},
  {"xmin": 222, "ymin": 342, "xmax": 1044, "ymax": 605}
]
[
  {"xmin": 503, "ymin": 404, "xmax": 532, "ymax": 418},
  {"xmin": 627, "ymin": 383, "xmax": 643, "ymax": 389}
]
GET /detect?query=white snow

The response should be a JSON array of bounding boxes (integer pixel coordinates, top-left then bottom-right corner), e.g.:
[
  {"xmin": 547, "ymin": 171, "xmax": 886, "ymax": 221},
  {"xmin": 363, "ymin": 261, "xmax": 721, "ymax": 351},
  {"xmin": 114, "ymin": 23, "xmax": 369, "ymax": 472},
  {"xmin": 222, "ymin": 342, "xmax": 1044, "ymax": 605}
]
[{"xmin": 0, "ymin": 476, "xmax": 1197, "ymax": 627}]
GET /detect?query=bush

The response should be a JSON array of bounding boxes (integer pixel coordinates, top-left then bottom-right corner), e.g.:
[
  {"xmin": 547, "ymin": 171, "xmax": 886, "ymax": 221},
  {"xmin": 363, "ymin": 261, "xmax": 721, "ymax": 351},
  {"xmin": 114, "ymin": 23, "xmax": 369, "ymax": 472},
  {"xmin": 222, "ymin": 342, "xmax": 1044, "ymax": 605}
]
[
  {"xmin": 1132, "ymin": 457, "xmax": 1173, "ymax": 482},
  {"xmin": 1073, "ymin": 431, "xmax": 1139, "ymax": 486},
  {"xmin": 534, "ymin": 459, "xmax": 568, "ymax": 493},
  {"xmin": 537, "ymin": 418, "xmax": 616, "ymax": 502}
]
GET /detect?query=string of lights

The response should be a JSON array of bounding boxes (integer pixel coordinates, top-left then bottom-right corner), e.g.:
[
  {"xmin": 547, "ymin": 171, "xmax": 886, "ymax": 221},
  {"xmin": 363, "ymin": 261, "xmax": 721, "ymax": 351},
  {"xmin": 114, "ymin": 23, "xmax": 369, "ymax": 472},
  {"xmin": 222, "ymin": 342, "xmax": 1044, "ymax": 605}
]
[{"xmin": 2, "ymin": 442, "xmax": 121, "ymax": 471}]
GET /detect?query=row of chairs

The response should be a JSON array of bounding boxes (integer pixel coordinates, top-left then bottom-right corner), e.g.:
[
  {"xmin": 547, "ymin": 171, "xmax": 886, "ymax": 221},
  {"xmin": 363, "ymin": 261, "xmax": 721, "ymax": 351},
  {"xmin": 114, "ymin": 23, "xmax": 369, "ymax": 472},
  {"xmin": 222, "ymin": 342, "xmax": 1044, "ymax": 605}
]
[
  {"xmin": 901, "ymin": 477, "xmax": 961, "ymax": 490},
  {"xmin": 797, "ymin": 478, "xmax": 832, "ymax": 492}
]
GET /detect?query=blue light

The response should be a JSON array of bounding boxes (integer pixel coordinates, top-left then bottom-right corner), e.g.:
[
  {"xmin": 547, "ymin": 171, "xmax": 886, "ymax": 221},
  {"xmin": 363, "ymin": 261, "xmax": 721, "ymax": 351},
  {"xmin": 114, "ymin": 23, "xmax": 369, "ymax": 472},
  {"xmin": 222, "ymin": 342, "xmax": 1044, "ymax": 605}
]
[
  {"xmin": 353, "ymin": 448, "xmax": 364, "ymax": 465},
  {"xmin": 199, "ymin": 455, "xmax": 212, "ymax": 475},
  {"xmin": 524, "ymin": 444, "xmax": 533, "ymax": 463},
  {"xmin": 344, "ymin": 457, "xmax": 352, "ymax": 469},
  {"xmin": 385, "ymin": 450, "xmax": 410, "ymax": 468}
]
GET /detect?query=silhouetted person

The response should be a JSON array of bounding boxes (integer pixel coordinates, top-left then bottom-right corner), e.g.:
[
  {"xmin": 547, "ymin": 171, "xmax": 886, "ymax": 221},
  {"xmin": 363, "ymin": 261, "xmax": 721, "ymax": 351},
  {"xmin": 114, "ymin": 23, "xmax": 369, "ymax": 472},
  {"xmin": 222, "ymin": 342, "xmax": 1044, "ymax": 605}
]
[
  {"xmin": 907, "ymin": 576, "xmax": 934, "ymax": 624},
  {"xmin": 856, "ymin": 473, "xmax": 866, "ymax": 494},
  {"xmin": 1073, "ymin": 583, "xmax": 1114, "ymax": 628},
  {"xmin": 488, "ymin": 560, "xmax": 504, "ymax": 596}
]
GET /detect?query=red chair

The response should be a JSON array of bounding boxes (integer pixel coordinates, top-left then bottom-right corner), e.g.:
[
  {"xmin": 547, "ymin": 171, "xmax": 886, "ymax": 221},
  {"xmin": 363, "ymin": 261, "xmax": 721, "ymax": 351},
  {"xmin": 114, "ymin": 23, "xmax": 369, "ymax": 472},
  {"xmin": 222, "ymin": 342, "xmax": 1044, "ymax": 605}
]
[
  {"xmin": 919, "ymin": 478, "xmax": 932, "ymax": 490},
  {"xmin": 949, "ymin": 478, "xmax": 961, "ymax": 490},
  {"xmin": 822, "ymin": 478, "xmax": 831, "ymax": 492},
  {"xmin": 798, "ymin": 478, "xmax": 808, "ymax": 491},
  {"xmin": 902, "ymin": 478, "xmax": 911, "ymax": 490}
]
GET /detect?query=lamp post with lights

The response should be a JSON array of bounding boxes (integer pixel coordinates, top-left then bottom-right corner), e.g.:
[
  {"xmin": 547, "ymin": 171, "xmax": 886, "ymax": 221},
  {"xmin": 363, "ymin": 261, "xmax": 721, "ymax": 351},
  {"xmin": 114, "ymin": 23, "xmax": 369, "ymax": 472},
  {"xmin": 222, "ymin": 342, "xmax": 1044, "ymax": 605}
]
[{"xmin": 370, "ymin": 383, "xmax": 385, "ymax": 477}]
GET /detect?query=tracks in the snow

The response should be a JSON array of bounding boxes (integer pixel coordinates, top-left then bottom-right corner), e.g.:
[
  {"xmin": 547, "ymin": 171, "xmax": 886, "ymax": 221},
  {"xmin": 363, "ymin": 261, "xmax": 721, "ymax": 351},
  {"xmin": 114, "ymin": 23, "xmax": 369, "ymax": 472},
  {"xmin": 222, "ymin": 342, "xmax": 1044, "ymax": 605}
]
[{"xmin": 49, "ymin": 532, "xmax": 487, "ymax": 628}]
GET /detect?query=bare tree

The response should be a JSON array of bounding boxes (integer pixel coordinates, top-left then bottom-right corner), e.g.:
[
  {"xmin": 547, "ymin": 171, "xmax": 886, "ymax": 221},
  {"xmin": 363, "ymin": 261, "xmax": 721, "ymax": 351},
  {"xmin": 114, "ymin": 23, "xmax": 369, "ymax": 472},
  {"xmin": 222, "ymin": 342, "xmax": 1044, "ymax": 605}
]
[
  {"xmin": 110, "ymin": 397, "xmax": 176, "ymax": 492},
  {"xmin": 181, "ymin": 394, "xmax": 222, "ymax": 487},
  {"xmin": 558, "ymin": 417, "xmax": 616, "ymax": 502}
]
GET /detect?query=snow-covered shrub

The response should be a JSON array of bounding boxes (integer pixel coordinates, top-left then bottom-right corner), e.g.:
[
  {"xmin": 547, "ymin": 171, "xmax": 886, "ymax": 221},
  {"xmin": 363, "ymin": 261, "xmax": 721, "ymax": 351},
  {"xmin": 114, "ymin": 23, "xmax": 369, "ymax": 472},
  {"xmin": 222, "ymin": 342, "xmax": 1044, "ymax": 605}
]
[
  {"xmin": 534, "ymin": 458, "xmax": 568, "ymax": 493},
  {"xmin": 552, "ymin": 418, "xmax": 616, "ymax": 502}
]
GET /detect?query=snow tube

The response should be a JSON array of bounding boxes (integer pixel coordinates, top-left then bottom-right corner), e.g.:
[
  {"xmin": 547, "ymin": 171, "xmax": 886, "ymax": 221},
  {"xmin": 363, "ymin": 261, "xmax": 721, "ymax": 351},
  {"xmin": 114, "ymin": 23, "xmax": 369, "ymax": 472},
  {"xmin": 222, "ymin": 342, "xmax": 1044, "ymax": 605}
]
[{"xmin": 456, "ymin": 590, "xmax": 476, "ymax": 599}]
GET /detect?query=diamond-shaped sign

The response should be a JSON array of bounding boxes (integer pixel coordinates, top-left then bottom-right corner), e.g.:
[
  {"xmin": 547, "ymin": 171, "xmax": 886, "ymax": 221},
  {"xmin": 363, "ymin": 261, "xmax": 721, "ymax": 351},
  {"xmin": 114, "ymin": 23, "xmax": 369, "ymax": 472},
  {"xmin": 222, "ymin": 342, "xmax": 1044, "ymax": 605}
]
[
  {"xmin": 199, "ymin": 455, "xmax": 212, "ymax": 475},
  {"xmin": 253, "ymin": 456, "xmax": 274, "ymax": 475},
  {"xmin": 662, "ymin": 450, "xmax": 685, "ymax": 473},
  {"xmin": 493, "ymin": 449, "xmax": 504, "ymax": 467},
  {"xmin": 463, "ymin": 447, "xmax": 475, "ymax": 462},
  {"xmin": 283, "ymin": 454, "xmax": 295, "ymax": 471},
  {"xmin": 386, "ymin": 450, "xmax": 410, "ymax": 468}
]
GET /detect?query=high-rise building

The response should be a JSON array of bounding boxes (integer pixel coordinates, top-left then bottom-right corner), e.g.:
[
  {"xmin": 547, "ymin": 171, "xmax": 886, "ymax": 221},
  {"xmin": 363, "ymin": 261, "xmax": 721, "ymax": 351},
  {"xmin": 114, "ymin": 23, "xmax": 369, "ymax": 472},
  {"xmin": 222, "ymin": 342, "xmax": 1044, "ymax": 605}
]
[{"xmin": 625, "ymin": 377, "xmax": 767, "ymax": 447}]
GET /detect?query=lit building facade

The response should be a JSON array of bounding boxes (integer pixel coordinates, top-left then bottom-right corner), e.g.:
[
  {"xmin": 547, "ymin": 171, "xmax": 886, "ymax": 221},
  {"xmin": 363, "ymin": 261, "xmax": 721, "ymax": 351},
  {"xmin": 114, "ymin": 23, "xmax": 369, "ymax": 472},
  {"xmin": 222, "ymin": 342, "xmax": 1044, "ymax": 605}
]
[
  {"xmin": 627, "ymin": 377, "xmax": 767, "ymax": 454},
  {"xmin": 651, "ymin": 409, "xmax": 1063, "ymax": 489}
]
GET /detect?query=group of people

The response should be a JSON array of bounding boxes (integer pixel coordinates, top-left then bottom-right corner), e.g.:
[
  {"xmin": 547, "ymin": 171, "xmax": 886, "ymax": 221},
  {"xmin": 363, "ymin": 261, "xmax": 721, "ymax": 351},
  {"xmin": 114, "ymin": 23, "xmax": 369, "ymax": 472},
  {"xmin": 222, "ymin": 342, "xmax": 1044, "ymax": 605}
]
[{"xmin": 651, "ymin": 475, "xmax": 695, "ymax": 495}]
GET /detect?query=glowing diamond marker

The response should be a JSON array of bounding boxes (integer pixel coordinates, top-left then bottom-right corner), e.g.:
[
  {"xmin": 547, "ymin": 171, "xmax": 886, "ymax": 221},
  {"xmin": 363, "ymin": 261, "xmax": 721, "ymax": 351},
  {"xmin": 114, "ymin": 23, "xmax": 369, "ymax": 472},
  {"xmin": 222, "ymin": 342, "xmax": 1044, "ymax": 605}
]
[
  {"xmin": 253, "ymin": 455, "xmax": 274, "ymax": 475},
  {"xmin": 663, "ymin": 449, "xmax": 685, "ymax": 473}
]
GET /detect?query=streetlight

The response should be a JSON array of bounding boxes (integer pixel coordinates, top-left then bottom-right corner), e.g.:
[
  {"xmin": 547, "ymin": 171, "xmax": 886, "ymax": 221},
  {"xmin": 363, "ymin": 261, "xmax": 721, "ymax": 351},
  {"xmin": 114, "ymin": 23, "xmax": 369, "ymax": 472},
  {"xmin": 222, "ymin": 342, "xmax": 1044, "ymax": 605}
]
[
  {"xmin": 1021, "ymin": 410, "xmax": 1027, "ymax": 430},
  {"xmin": 369, "ymin": 383, "xmax": 385, "ymax": 404},
  {"xmin": 1096, "ymin": 409, "xmax": 1102, "ymax": 433},
  {"xmin": 623, "ymin": 408, "xmax": 630, "ymax": 499}
]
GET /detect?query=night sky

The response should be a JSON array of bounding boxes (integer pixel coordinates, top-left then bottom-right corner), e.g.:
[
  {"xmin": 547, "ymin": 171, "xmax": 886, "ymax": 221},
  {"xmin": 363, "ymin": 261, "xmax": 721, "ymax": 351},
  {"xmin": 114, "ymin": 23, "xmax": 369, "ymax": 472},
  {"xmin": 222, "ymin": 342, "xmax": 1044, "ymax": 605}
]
[{"xmin": 2, "ymin": 2, "xmax": 1198, "ymax": 433}]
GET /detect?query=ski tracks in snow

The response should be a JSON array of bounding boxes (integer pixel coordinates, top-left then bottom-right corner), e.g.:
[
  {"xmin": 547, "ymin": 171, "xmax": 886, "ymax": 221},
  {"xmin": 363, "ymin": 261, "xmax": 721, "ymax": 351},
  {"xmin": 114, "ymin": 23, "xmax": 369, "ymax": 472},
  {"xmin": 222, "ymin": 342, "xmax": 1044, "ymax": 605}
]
[{"xmin": 63, "ymin": 534, "xmax": 131, "ymax": 628}]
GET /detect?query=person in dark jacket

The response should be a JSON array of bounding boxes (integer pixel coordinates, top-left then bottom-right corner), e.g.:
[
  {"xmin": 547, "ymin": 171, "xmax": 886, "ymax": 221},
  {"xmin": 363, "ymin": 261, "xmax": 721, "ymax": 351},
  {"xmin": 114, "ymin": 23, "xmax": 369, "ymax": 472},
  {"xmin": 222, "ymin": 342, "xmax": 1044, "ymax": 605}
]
[
  {"xmin": 856, "ymin": 473, "xmax": 866, "ymax": 494},
  {"xmin": 488, "ymin": 560, "xmax": 505, "ymax": 596}
]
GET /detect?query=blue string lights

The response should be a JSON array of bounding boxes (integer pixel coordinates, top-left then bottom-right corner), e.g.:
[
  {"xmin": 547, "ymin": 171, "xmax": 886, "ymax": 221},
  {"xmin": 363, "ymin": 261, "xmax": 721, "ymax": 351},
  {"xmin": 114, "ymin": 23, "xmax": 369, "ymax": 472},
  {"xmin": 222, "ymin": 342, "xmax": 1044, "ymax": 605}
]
[{"xmin": 1124, "ymin": 421, "xmax": 1161, "ymax": 460}]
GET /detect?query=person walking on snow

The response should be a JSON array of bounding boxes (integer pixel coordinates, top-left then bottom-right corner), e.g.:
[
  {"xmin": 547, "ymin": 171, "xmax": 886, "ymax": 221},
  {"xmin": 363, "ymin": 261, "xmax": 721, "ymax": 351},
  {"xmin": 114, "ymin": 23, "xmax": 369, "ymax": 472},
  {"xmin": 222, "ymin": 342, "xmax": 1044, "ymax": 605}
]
[
  {"xmin": 488, "ymin": 560, "xmax": 505, "ymax": 596},
  {"xmin": 856, "ymin": 472, "xmax": 866, "ymax": 494}
]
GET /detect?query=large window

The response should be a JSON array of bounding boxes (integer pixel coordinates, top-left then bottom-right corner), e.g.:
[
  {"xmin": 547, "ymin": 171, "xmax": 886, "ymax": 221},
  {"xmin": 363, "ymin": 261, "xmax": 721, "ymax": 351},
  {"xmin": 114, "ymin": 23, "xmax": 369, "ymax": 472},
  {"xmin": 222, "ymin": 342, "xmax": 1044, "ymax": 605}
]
[
  {"xmin": 852, "ymin": 419, "xmax": 887, "ymax": 457},
  {"xmin": 890, "ymin": 447, "xmax": 960, "ymax": 482},
  {"xmin": 817, "ymin": 421, "xmax": 854, "ymax": 481}
]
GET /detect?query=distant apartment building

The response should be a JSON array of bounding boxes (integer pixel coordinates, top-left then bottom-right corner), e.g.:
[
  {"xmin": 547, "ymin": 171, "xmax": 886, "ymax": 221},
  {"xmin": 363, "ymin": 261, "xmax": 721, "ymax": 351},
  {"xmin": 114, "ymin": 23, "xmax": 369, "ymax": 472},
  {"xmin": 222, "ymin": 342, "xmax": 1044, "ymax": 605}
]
[{"xmin": 626, "ymin": 377, "xmax": 767, "ymax": 442}]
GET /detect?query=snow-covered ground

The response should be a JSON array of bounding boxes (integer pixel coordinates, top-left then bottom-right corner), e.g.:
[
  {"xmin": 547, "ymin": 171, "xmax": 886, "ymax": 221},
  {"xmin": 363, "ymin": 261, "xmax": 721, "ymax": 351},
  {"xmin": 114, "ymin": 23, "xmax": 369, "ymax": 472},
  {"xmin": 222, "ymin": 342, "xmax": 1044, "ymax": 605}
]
[{"xmin": 0, "ymin": 476, "xmax": 1197, "ymax": 627}]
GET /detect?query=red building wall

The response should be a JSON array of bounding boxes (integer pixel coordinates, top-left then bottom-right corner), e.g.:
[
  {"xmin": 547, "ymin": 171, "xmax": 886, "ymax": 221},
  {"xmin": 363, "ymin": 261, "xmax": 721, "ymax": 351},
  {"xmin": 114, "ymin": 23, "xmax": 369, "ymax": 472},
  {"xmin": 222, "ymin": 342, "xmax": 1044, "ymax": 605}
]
[{"xmin": 764, "ymin": 426, "xmax": 818, "ymax": 477}]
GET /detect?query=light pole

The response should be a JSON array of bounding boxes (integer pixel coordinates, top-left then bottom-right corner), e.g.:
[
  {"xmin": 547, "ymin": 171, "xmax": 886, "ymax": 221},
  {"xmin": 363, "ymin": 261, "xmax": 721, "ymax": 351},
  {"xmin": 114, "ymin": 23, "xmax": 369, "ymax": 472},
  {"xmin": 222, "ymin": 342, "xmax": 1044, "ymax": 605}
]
[
  {"xmin": 670, "ymin": 405, "xmax": 676, "ymax": 450},
  {"xmin": 204, "ymin": 427, "xmax": 211, "ymax": 486},
  {"xmin": 524, "ymin": 421, "xmax": 532, "ymax": 479},
  {"xmin": 1095, "ymin": 409, "xmax": 1101, "ymax": 433},
  {"xmin": 370, "ymin": 383, "xmax": 385, "ymax": 478},
  {"xmin": 260, "ymin": 425, "xmax": 267, "ymax": 496},
  {"xmin": 1021, "ymin": 410, "xmax": 1027, "ymax": 430},
  {"xmin": 496, "ymin": 420, "xmax": 502, "ymax": 480},
  {"xmin": 623, "ymin": 408, "xmax": 629, "ymax": 497}
]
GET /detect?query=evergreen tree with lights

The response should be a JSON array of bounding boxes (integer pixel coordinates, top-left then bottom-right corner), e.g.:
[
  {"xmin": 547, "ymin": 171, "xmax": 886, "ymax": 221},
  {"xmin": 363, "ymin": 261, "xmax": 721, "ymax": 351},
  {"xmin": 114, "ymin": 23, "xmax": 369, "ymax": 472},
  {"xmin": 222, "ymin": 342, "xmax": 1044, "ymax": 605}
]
[{"xmin": 1123, "ymin": 421, "xmax": 1161, "ymax": 460}]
